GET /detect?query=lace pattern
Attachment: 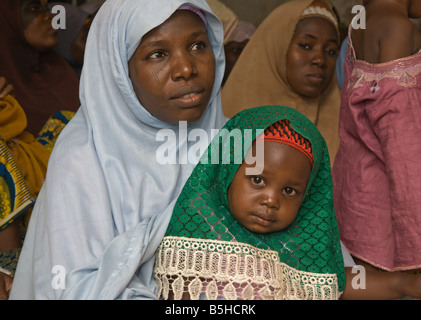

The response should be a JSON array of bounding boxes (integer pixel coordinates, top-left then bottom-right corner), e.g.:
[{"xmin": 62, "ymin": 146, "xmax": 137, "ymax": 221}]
[
  {"xmin": 349, "ymin": 62, "xmax": 421, "ymax": 89},
  {"xmin": 154, "ymin": 236, "xmax": 340, "ymax": 300}
]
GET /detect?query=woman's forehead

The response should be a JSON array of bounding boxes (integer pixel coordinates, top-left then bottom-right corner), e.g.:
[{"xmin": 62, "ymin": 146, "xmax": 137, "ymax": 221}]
[{"xmin": 140, "ymin": 10, "xmax": 207, "ymax": 43}]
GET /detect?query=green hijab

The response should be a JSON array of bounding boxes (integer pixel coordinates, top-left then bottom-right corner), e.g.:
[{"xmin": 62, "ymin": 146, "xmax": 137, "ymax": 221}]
[{"xmin": 154, "ymin": 106, "xmax": 345, "ymax": 300}]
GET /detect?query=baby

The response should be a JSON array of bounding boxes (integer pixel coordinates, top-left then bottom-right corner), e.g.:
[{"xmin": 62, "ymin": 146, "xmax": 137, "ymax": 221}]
[{"xmin": 155, "ymin": 105, "xmax": 421, "ymax": 300}]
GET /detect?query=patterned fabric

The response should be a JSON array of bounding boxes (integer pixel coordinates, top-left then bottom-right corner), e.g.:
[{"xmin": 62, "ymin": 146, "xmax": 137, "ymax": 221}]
[
  {"xmin": 300, "ymin": 0, "xmax": 338, "ymax": 29},
  {"xmin": 0, "ymin": 104, "xmax": 74, "ymax": 274},
  {"xmin": 36, "ymin": 111, "xmax": 75, "ymax": 152},
  {"xmin": 255, "ymin": 120, "xmax": 314, "ymax": 166},
  {"xmin": 0, "ymin": 139, "xmax": 33, "ymax": 231},
  {"xmin": 0, "ymin": 248, "xmax": 20, "ymax": 276},
  {"xmin": 154, "ymin": 105, "xmax": 345, "ymax": 300}
]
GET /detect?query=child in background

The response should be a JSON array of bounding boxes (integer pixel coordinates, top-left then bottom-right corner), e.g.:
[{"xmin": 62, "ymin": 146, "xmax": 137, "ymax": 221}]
[
  {"xmin": 333, "ymin": 0, "xmax": 421, "ymax": 273},
  {"xmin": 155, "ymin": 105, "xmax": 421, "ymax": 300}
]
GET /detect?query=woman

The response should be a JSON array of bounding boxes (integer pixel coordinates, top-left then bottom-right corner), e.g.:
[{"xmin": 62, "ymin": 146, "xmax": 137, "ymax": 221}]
[
  {"xmin": 0, "ymin": 0, "xmax": 79, "ymax": 135},
  {"xmin": 222, "ymin": 0, "xmax": 341, "ymax": 163},
  {"xmin": 10, "ymin": 0, "xmax": 226, "ymax": 300}
]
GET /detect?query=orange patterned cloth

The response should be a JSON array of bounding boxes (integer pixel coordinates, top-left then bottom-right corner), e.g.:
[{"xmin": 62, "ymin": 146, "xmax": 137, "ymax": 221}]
[{"xmin": 255, "ymin": 119, "xmax": 313, "ymax": 166}]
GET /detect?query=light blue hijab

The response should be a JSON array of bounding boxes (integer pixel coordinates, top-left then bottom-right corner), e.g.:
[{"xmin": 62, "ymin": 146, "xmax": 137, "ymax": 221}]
[{"xmin": 10, "ymin": 0, "xmax": 226, "ymax": 299}]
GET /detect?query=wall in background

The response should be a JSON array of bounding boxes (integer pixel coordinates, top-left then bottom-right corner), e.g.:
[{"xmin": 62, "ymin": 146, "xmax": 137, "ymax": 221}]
[
  {"xmin": 79, "ymin": 0, "xmax": 421, "ymax": 31},
  {"xmin": 219, "ymin": 0, "xmax": 361, "ymax": 29}
]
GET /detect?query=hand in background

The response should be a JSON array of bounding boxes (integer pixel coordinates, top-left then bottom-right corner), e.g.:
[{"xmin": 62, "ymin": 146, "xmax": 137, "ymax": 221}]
[
  {"xmin": 0, "ymin": 76, "xmax": 14, "ymax": 99},
  {"xmin": 0, "ymin": 271, "xmax": 13, "ymax": 300}
]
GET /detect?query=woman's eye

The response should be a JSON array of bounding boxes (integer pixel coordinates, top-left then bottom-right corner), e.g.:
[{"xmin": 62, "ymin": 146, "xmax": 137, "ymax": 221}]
[
  {"xmin": 250, "ymin": 176, "xmax": 264, "ymax": 186},
  {"xmin": 191, "ymin": 41, "xmax": 206, "ymax": 51},
  {"xmin": 283, "ymin": 187, "xmax": 297, "ymax": 196},
  {"xmin": 148, "ymin": 51, "xmax": 165, "ymax": 60},
  {"xmin": 299, "ymin": 43, "xmax": 311, "ymax": 50},
  {"xmin": 26, "ymin": 4, "xmax": 41, "ymax": 12},
  {"xmin": 27, "ymin": 2, "xmax": 47, "ymax": 13}
]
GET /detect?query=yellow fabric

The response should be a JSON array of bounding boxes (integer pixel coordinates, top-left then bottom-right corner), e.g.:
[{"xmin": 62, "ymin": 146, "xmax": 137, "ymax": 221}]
[
  {"xmin": 221, "ymin": 0, "xmax": 341, "ymax": 163},
  {"xmin": 0, "ymin": 95, "xmax": 50, "ymax": 198},
  {"xmin": 0, "ymin": 138, "xmax": 33, "ymax": 231},
  {"xmin": 0, "ymin": 95, "xmax": 51, "ymax": 228}
]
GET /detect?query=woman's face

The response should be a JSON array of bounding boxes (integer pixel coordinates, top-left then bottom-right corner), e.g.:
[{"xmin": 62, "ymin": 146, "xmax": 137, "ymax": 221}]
[
  {"xmin": 286, "ymin": 17, "xmax": 338, "ymax": 99},
  {"xmin": 129, "ymin": 10, "xmax": 216, "ymax": 124},
  {"xmin": 21, "ymin": 0, "xmax": 57, "ymax": 52}
]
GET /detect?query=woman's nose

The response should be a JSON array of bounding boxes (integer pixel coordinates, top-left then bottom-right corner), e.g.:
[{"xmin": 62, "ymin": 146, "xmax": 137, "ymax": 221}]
[
  {"xmin": 43, "ymin": 10, "xmax": 54, "ymax": 22},
  {"xmin": 312, "ymin": 49, "xmax": 327, "ymax": 69},
  {"xmin": 171, "ymin": 53, "xmax": 198, "ymax": 81}
]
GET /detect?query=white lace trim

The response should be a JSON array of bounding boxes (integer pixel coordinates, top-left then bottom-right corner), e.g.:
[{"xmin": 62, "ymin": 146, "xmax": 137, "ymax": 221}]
[{"xmin": 154, "ymin": 236, "xmax": 340, "ymax": 300}]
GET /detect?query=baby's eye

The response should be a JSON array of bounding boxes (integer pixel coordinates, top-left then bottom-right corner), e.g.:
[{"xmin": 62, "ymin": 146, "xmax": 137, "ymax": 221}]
[
  {"xmin": 250, "ymin": 176, "xmax": 265, "ymax": 186},
  {"xmin": 283, "ymin": 187, "xmax": 297, "ymax": 196}
]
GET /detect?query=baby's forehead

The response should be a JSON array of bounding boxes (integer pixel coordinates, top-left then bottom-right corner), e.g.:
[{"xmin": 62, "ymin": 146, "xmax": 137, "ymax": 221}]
[{"xmin": 243, "ymin": 140, "xmax": 312, "ymax": 175}]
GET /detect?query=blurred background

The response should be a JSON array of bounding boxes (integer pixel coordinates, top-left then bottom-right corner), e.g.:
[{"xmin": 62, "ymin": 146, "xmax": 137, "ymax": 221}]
[{"xmin": 50, "ymin": 0, "xmax": 421, "ymax": 46}]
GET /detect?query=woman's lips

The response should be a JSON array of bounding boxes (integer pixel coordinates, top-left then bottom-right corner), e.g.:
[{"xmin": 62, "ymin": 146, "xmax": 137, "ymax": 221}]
[
  {"xmin": 172, "ymin": 89, "xmax": 204, "ymax": 108},
  {"xmin": 306, "ymin": 73, "xmax": 325, "ymax": 84}
]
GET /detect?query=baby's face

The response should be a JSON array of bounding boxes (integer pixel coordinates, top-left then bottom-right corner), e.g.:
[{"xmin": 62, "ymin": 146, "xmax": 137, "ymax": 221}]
[
  {"xmin": 129, "ymin": 10, "xmax": 216, "ymax": 124},
  {"xmin": 227, "ymin": 141, "xmax": 312, "ymax": 234}
]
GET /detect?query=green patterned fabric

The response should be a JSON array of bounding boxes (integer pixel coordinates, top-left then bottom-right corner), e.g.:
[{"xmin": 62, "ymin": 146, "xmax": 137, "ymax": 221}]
[{"xmin": 155, "ymin": 106, "xmax": 345, "ymax": 300}]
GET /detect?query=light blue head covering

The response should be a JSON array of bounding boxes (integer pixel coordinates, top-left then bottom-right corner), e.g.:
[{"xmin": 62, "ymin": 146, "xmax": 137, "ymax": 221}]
[{"xmin": 10, "ymin": 0, "xmax": 226, "ymax": 299}]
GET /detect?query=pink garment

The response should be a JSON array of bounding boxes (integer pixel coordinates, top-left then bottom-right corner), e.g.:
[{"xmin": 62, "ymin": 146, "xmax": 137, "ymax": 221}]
[{"xmin": 332, "ymin": 37, "xmax": 421, "ymax": 271}]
